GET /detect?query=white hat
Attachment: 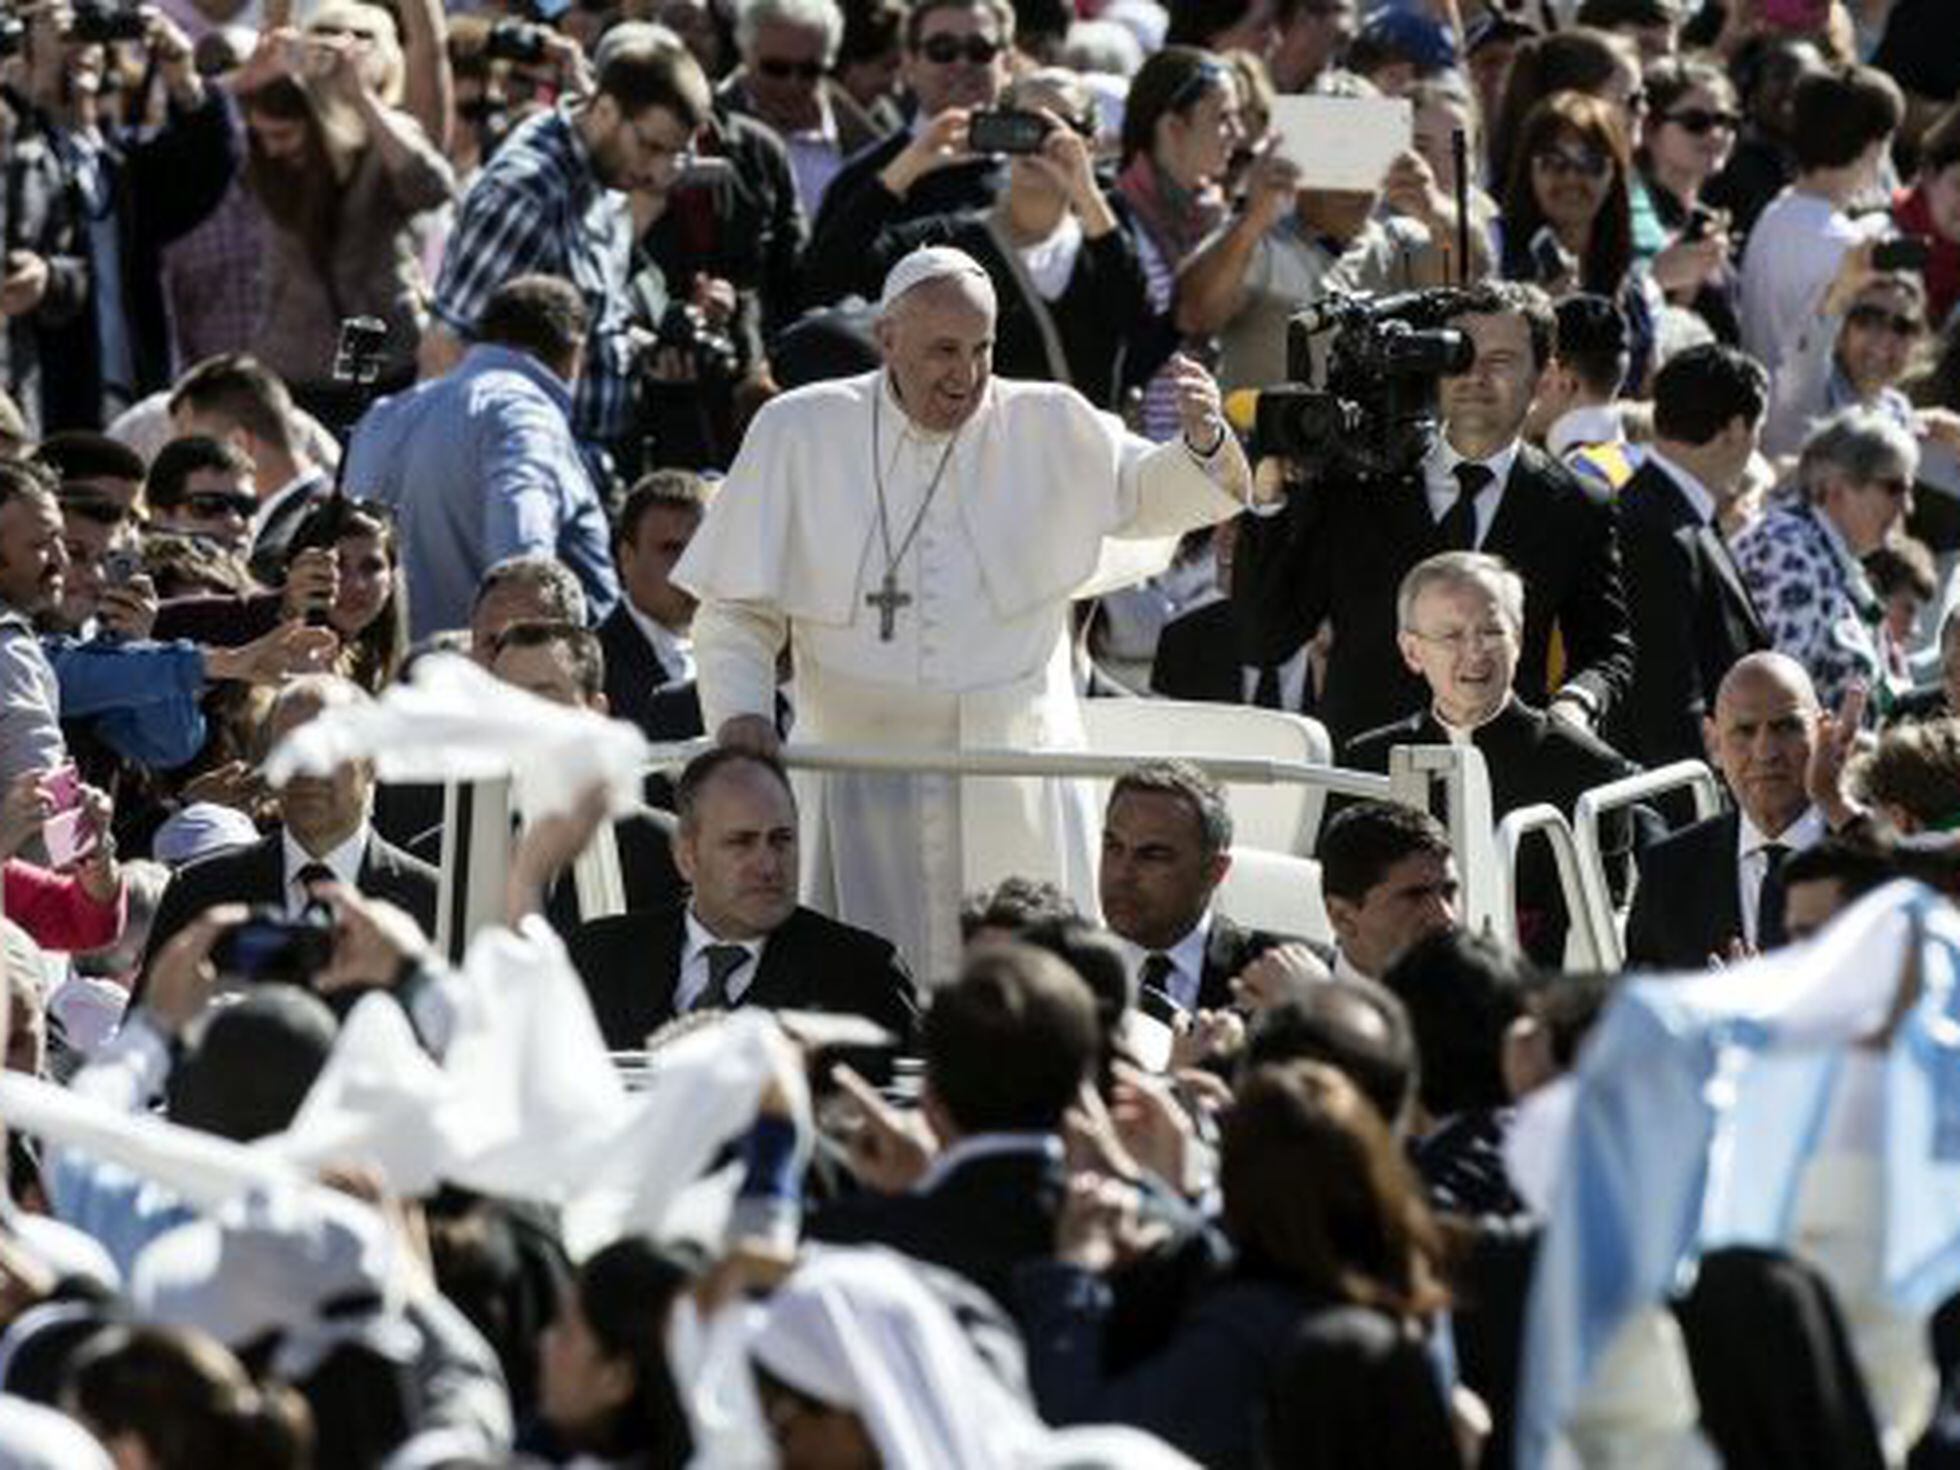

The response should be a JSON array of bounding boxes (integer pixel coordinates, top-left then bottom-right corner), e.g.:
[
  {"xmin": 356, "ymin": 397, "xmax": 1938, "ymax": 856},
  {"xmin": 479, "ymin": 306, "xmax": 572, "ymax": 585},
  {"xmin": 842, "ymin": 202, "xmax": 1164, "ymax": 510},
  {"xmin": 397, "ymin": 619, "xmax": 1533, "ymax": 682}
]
[
  {"xmin": 152, "ymin": 802, "xmax": 261, "ymax": 867},
  {"xmin": 877, "ymin": 246, "xmax": 994, "ymax": 315}
]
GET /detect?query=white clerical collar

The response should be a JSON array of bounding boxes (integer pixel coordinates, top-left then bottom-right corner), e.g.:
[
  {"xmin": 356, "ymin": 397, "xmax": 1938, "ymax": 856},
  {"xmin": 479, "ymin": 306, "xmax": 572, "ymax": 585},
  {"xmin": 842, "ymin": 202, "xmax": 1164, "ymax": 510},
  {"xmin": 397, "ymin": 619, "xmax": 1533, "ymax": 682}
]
[
  {"xmin": 280, "ymin": 823, "xmax": 369, "ymax": 912},
  {"xmin": 622, "ymin": 597, "xmax": 694, "ymax": 684},
  {"xmin": 1645, "ymin": 448, "xmax": 1718, "ymax": 527},
  {"xmin": 1736, "ymin": 804, "xmax": 1826, "ymax": 860},
  {"xmin": 1113, "ymin": 909, "xmax": 1215, "ymax": 1012},
  {"xmin": 914, "ymin": 1131, "xmax": 1061, "ymax": 1195},
  {"xmin": 1432, "ymin": 693, "xmax": 1513, "ymax": 745},
  {"xmin": 880, "ymin": 369, "xmax": 977, "ymax": 445},
  {"xmin": 1545, "ymin": 402, "xmax": 1624, "ymax": 460}
]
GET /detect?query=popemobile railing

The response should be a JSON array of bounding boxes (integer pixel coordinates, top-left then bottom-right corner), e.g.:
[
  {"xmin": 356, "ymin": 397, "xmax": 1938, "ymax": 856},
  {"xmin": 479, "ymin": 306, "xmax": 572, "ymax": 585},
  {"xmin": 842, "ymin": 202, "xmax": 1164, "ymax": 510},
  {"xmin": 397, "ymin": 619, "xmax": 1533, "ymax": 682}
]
[
  {"xmin": 430, "ymin": 741, "xmax": 1495, "ymax": 961},
  {"xmin": 1570, "ymin": 760, "xmax": 1725, "ymax": 972}
]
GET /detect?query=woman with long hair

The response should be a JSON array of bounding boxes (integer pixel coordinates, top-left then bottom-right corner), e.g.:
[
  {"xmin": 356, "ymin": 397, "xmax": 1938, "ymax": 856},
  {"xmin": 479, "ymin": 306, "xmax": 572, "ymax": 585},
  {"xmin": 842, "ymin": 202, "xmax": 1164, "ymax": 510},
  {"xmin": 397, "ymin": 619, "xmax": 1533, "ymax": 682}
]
[
  {"xmin": 1015, "ymin": 1060, "xmax": 1460, "ymax": 1468},
  {"xmin": 1638, "ymin": 55, "xmax": 1742, "ymax": 339},
  {"xmin": 287, "ymin": 499, "xmax": 409, "ymax": 693},
  {"xmin": 1113, "ymin": 47, "xmax": 1244, "ymax": 440},
  {"xmin": 1501, "ymin": 91, "xmax": 1661, "ymax": 389},
  {"xmin": 533, "ymin": 1236, "xmax": 697, "ymax": 1467},
  {"xmin": 238, "ymin": 3, "xmax": 455, "ymax": 424}
]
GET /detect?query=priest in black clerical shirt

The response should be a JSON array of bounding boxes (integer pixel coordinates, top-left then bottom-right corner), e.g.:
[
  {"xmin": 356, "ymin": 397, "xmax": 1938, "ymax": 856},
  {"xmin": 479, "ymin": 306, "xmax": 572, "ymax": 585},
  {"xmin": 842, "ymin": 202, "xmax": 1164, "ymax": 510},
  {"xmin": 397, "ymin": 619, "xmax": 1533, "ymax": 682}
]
[{"xmin": 1342, "ymin": 552, "xmax": 1638, "ymax": 966}]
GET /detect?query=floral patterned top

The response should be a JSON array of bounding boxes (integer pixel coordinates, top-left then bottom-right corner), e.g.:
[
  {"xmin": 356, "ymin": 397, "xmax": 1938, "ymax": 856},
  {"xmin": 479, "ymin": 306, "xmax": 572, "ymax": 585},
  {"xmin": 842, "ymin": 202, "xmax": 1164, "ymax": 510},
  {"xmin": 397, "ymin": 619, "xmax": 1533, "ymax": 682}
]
[{"xmin": 1731, "ymin": 499, "xmax": 1885, "ymax": 715}]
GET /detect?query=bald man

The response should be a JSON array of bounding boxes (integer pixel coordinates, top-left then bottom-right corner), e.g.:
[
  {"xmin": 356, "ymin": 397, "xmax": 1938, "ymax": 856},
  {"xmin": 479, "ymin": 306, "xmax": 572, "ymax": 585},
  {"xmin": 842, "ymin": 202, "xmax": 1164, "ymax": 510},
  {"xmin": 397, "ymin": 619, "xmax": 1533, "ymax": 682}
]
[{"xmin": 1624, "ymin": 652, "xmax": 1836, "ymax": 970}]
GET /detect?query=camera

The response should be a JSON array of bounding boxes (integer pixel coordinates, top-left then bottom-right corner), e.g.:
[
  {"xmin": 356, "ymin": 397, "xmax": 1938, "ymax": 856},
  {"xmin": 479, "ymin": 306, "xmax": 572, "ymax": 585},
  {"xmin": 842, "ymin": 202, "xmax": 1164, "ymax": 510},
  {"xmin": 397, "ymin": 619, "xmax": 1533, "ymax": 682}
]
[
  {"xmin": 484, "ymin": 18, "xmax": 549, "ymax": 65},
  {"xmin": 69, "ymin": 2, "xmax": 148, "ymax": 44},
  {"xmin": 211, "ymin": 901, "xmax": 336, "ymax": 986},
  {"xmin": 1873, "ymin": 236, "xmax": 1932, "ymax": 274},
  {"xmin": 1254, "ymin": 289, "xmax": 1474, "ymax": 481},
  {"xmin": 968, "ymin": 109, "xmax": 1050, "ymax": 156},
  {"xmin": 650, "ymin": 301, "xmax": 739, "ymax": 382}
]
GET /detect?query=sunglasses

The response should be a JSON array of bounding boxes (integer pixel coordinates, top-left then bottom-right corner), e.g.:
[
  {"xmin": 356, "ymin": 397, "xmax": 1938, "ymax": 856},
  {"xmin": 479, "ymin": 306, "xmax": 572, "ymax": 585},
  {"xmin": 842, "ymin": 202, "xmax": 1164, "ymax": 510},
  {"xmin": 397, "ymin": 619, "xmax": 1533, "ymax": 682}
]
[
  {"xmin": 60, "ymin": 496, "xmax": 126, "ymax": 526},
  {"xmin": 1532, "ymin": 147, "xmax": 1611, "ymax": 180},
  {"xmin": 1847, "ymin": 303, "xmax": 1923, "ymax": 337},
  {"xmin": 182, "ymin": 491, "xmax": 258, "ymax": 519},
  {"xmin": 756, "ymin": 56, "xmax": 824, "ymax": 80},
  {"xmin": 916, "ymin": 33, "xmax": 1001, "ymax": 65},
  {"xmin": 1664, "ymin": 107, "xmax": 1740, "ymax": 136}
]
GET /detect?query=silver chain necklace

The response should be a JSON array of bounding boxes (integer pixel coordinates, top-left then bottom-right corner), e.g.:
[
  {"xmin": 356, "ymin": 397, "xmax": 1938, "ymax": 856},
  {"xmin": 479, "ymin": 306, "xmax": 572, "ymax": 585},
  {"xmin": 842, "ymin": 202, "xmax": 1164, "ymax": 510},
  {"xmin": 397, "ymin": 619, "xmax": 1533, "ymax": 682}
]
[{"xmin": 865, "ymin": 387, "xmax": 963, "ymax": 641}]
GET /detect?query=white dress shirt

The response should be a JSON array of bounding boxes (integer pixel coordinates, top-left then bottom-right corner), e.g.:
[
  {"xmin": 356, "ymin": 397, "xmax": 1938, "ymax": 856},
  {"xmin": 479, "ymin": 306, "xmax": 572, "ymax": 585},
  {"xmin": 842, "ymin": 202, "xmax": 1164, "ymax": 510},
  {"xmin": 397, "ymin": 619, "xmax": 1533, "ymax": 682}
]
[
  {"xmin": 280, "ymin": 825, "xmax": 369, "ymax": 916},
  {"xmin": 1644, "ymin": 448, "xmax": 1719, "ymax": 527},
  {"xmin": 1424, "ymin": 437, "xmax": 1524, "ymax": 549},
  {"xmin": 1114, "ymin": 910, "xmax": 1215, "ymax": 1014},
  {"xmin": 622, "ymin": 597, "xmax": 697, "ymax": 688},
  {"xmin": 1546, "ymin": 402, "xmax": 1627, "ymax": 462},
  {"xmin": 1736, "ymin": 805, "xmax": 1826, "ymax": 948},
  {"xmin": 674, "ymin": 908, "xmax": 764, "ymax": 1012}
]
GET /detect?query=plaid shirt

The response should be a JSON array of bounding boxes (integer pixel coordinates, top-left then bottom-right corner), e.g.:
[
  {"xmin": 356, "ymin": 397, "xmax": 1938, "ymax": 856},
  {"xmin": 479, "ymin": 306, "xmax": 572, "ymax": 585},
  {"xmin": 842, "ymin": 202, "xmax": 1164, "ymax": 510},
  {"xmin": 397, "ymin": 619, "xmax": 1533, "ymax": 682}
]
[{"xmin": 432, "ymin": 105, "xmax": 636, "ymax": 446}]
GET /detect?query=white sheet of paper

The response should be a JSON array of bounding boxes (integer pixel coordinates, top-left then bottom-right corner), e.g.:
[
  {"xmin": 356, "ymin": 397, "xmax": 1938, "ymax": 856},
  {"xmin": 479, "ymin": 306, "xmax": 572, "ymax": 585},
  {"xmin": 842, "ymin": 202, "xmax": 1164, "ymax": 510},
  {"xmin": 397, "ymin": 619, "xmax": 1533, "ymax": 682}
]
[{"xmin": 1269, "ymin": 94, "xmax": 1413, "ymax": 192}]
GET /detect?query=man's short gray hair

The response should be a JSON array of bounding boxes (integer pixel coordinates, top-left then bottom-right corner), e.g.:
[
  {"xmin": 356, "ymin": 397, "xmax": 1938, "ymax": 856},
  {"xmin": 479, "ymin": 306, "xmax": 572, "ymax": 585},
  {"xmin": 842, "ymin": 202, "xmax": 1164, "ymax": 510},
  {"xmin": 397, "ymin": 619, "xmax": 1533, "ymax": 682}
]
[
  {"xmin": 1395, "ymin": 551, "xmax": 1526, "ymax": 635},
  {"xmin": 1797, "ymin": 407, "xmax": 1920, "ymax": 504},
  {"xmin": 472, "ymin": 555, "xmax": 589, "ymax": 625},
  {"xmin": 737, "ymin": 0, "xmax": 845, "ymax": 63}
]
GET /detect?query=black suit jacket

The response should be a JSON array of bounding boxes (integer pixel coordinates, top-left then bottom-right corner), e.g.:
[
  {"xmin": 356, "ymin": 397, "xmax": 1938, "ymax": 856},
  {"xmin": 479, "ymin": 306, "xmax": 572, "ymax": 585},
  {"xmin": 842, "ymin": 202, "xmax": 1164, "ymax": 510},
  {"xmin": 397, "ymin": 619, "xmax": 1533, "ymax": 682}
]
[
  {"xmin": 810, "ymin": 1147, "xmax": 1064, "ymax": 1311},
  {"xmin": 566, "ymin": 902, "xmax": 918, "ymax": 1049},
  {"xmin": 597, "ymin": 604, "xmax": 703, "ymax": 740},
  {"xmin": 247, "ymin": 471, "xmax": 334, "ymax": 586},
  {"xmin": 1344, "ymin": 699, "xmax": 1639, "ymax": 964},
  {"xmin": 1234, "ymin": 445, "xmax": 1633, "ymax": 744},
  {"xmin": 1150, "ymin": 600, "xmax": 1311, "ymax": 711},
  {"xmin": 1607, "ymin": 461, "xmax": 1768, "ymax": 769},
  {"xmin": 136, "ymin": 828, "xmax": 439, "ymax": 1002},
  {"xmin": 1623, "ymin": 810, "xmax": 1742, "ymax": 971},
  {"xmin": 1196, "ymin": 913, "xmax": 1293, "ymax": 1012}
]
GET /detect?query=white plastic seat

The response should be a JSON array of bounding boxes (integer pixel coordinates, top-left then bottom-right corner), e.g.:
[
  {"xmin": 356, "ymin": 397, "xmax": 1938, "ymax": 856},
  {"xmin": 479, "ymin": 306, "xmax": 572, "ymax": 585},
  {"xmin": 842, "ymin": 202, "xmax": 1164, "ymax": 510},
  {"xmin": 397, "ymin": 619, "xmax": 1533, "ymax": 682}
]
[
  {"xmin": 1079, "ymin": 698, "xmax": 1335, "ymax": 854},
  {"xmin": 1215, "ymin": 847, "xmax": 1332, "ymax": 944}
]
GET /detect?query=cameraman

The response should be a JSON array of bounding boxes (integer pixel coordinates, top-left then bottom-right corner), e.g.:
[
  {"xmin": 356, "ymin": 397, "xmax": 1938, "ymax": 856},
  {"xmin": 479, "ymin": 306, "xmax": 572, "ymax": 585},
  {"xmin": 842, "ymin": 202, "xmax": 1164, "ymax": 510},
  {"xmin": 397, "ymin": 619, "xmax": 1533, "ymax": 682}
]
[
  {"xmin": 19, "ymin": 1, "xmax": 237, "ymax": 433},
  {"xmin": 1233, "ymin": 280, "xmax": 1633, "ymax": 745}
]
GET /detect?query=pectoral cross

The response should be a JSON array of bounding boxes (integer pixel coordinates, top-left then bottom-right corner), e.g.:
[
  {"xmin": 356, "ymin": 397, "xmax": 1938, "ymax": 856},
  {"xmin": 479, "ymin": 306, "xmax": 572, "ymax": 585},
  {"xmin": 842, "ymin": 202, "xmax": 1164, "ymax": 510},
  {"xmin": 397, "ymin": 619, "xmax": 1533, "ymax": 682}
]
[{"xmin": 866, "ymin": 572, "xmax": 912, "ymax": 641}]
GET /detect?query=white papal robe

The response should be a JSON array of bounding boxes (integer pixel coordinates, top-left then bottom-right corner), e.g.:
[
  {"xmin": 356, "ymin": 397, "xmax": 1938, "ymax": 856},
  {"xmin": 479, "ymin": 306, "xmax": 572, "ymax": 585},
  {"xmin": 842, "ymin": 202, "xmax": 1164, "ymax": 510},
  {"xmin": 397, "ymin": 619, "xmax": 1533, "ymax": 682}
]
[{"xmin": 673, "ymin": 370, "xmax": 1250, "ymax": 984}]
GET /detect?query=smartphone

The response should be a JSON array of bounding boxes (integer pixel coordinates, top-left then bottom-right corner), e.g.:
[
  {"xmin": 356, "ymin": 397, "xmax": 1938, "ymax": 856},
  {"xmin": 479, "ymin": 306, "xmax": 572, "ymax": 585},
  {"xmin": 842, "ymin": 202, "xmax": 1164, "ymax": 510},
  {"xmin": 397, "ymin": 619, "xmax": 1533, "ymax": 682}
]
[
  {"xmin": 102, "ymin": 547, "xmax": 142, "ymax": 588},
  {"xmin": 1683, "ymin": 204, "xmax": 1722, "ymax": 243},
  {"xmin": 1873, "ymin": 237, "xmax": 1932, "ymax": 274},
  {"xmin": 41, "ymin": 767, "xmax": 94, "ymax": 868},
  {"xmin": 968, "ymin": 109, "xmax": 1050, "ymax": 156},
  {"xmin": 1529, "ymin": 224, "xmax": 1574, "ymax": 285}
]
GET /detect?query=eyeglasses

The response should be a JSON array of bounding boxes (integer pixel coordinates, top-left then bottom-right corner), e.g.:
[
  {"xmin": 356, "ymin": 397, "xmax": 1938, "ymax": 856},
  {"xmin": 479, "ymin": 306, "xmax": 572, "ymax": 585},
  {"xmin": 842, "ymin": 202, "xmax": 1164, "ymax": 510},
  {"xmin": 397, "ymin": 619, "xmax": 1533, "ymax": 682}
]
[
  {"xmin": 1662, "ymin": 107, "xmax": 1740, "ymax": 136},
  {"xmin": 1409, "ymin": 624, "xmax": 1515, "ymax": 655},
  {"xmin": 59, "ymin": 496, "xmax": 126, "ymax": 526},
  {"xmin": 755, "ymin": 56, "xmax": 824, "ymax": 80},
  {"xmin": 1532, "ymin": 147, "xmax": 1611, "ymax": 180},
  {"xmin": 182, "ymin": 491, "xmax": 258, "ymax": 520},
  {"xmin": 1846, "ymin": 303, "xmax": 1923, "ymax": 337},
  {"xmin": 916, "ymin": 33, "xmax": 1002, "ymax": 65}
]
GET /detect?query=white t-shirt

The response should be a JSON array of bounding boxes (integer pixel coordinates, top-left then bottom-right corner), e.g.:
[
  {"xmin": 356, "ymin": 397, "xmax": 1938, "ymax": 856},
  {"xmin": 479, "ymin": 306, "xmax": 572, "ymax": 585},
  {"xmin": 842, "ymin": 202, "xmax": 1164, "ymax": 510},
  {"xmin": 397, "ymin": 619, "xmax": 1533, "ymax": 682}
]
[{"xmin": 1739, "ymin": 188, "xmax": 1888, "ymax": 379}]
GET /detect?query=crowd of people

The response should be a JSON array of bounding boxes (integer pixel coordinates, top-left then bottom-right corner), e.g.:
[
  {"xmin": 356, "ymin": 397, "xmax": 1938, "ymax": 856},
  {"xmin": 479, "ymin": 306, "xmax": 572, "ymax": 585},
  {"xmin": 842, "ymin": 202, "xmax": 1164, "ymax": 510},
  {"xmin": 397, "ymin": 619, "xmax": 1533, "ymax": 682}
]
[{"xmin": 2, "ymin": 0, "xmax": 1960, "ymax": 1464}]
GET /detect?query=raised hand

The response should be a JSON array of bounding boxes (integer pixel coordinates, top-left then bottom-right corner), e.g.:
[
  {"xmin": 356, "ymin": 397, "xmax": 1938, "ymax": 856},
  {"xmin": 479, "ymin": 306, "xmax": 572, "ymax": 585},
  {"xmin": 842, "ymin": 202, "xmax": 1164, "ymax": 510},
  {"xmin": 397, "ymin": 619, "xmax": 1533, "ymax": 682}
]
[{"xmin": 830, "ymin": 1062, "xmax": 937, "ymax": 1193}]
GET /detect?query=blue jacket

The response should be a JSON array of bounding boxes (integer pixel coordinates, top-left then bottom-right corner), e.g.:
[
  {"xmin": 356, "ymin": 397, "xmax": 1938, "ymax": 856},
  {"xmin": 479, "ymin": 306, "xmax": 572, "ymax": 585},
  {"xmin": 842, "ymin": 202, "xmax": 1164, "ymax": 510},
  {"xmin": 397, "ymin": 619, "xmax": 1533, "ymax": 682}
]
[
  {"xmin": 346, "ymin": 344, "xmax": 621, "ymax": 638},
  {"xmin": 46, "ymin": 636, "xmax": 207, "ymax": 769}
]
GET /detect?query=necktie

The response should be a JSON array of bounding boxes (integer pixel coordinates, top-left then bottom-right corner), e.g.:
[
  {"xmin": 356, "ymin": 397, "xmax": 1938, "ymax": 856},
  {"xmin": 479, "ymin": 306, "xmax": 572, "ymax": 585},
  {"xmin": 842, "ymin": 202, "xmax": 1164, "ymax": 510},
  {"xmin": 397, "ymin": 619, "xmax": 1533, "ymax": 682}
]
[
  {"xmin": 1756, "ymin": 843, "xmax": 1790, "ymax": 950},
  {"xmin": 1439, "ymin": 461, "xmax": 1495, "ymax": 550},
  {"xmin": 1137, "ymin": 952, "xmax": 1184, "ymax": 1024},
  {"xmin": 292, "ymin": 862, "xmax": 336, "ymax": 908},
  {"xmin": 693, "ymin": 943, "xmax": 751, "ymax": 1012},
  {"xmin": 1253, "ymin": 663, "xmax": 1285, "ymax": 710}
]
